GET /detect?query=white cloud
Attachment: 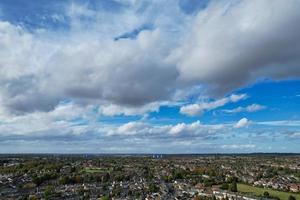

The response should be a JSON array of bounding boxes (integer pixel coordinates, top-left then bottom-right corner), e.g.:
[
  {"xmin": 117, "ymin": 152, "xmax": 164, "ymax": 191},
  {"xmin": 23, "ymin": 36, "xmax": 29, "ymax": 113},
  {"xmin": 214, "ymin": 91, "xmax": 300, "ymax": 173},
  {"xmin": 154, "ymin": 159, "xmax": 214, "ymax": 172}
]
[
  {"xmin": 180, "ymin": 93, "xmax": 247, "ymax": 116},
  {"xmin": 0, "ymin": 0, "xmax": 300, "ymax": 153},
  {"xmin": 246, "ymin": 104, "xmax": 265, "ymax": 112},
  {"xmin": 115, "ymin": 121, "xmax": 149, "ymax": 136},
  {"xmin": 223, "ymin": 104, "xmax": 265, "ymax": 113},
  {"xmin": 289, "ymin": 132, "xmax": 300, "ymax": 138},
  {"xmin": 100, "ymin": 102, "xmax": 160, "ymax": 116},
  {"xmin": 180, "ymin": 104, "xmax": 204, "ymax": 116},
  {"xmin": 0, "ymin": 3, "xmax": 184, "ymax": 114},
  {"xmin": 168, "ymin": 120, "xmax": 224, "ymax": 135},
  {"xmin": 257, "ymin": 120, "xmax": 300, "ymax": 127},
  {"xmin": 0, "ymin": 102, "xmax": 94, "ymax": 137},
  {"xmin": 0, "ymin": 100, "xmax": 228, "ymax": 141},
  {"xmin": 230, "ymin": 94, "xmax": 248, "ymax": 102},
  {"xmin": 173, "ymin": 0, "xmax": 300, "ymax": 95},
  {"xmin": 106, "ymin": 120, "xmax": 225, "ymax": 138},
  {"xmin": 234, "ymin": 117, "xmax": 251, "ymax": 128},
  {"xmin": 99, "ymin": 100, "xmax": 186, "ymax": 116},
  {"xmin": 1, "ymin": 0, "xmax": 300, "ymax": 116}
]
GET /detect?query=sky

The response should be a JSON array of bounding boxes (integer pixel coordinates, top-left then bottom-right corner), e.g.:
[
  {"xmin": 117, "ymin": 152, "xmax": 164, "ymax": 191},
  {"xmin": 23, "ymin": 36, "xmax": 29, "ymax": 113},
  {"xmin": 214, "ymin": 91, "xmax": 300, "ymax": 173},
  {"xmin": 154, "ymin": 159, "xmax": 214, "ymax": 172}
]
[{"xmin": 0, "ymin": 0, "xmax": 300, "ymax": 153}]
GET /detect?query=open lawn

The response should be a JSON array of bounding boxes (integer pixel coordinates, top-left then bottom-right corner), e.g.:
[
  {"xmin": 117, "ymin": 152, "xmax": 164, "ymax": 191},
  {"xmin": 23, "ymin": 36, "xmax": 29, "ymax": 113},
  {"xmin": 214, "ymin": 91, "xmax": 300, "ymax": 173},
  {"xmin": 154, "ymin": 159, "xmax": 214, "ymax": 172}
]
[
  {"xmin": 81, "ymin": 167, "xmax": 109, "ymax": 173},
  {"xmin": 237, "ymin": 183, "xmax": 300, "ymax": 200}
]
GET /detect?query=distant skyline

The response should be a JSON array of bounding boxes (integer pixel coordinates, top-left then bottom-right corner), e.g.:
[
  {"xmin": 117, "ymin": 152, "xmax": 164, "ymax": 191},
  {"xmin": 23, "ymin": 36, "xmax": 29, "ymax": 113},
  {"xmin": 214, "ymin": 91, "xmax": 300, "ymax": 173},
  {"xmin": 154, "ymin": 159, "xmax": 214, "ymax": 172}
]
[{"xmin": 0, "ymin": 0, "xmax": 300, "ymax": 153}]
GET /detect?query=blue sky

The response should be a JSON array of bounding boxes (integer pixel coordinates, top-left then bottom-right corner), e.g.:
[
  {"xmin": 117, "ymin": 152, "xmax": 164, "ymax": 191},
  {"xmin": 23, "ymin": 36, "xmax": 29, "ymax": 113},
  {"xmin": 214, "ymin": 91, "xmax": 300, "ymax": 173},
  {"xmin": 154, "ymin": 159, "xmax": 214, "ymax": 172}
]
[{"xmin": 0, "ymin": 0, "xmax": 300, "ymax": 153}]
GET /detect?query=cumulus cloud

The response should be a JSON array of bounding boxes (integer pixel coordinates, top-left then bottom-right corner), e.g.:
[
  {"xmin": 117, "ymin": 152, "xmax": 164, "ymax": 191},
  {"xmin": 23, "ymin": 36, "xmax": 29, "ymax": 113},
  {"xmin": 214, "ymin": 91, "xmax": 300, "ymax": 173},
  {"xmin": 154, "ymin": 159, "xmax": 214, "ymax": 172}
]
[
  {"xmin": 107, "ymin": 120, "xmax": 225, "ymax": 139},
  {"xmin": 0, "ymin": 103, "xmax": 227, "ymax": 142},
  {"xmin": 1, "ymin": 0, "xmax": 300, "ymax": 115},
  {"xmin": 234, "ymin": 117, "xmax": 251, "ymax": 128},
  {"xmin": 114, "ymin": 121, "xmax": 150, "ymax": 136},
  {"xmin": 180, "ymin": 93, "xmax": 247, "ymax": 116},
  {"xmin": 168, "ymin": 121, "xmax": 224, "ymax": 136},
  {"xmin": 0, "ymin": 102, "xmax": 97, "ymax": 141},
  {"xmin": 1, "ymin": 0, "xmax": 300, "ymax": 153},
  {"xmin": 0, "ymin": 1, "xmax": 183, "ymax": 114},
  {"xmin": 173, "ymin": 0, "xmax": 300, "ymax": 95}
]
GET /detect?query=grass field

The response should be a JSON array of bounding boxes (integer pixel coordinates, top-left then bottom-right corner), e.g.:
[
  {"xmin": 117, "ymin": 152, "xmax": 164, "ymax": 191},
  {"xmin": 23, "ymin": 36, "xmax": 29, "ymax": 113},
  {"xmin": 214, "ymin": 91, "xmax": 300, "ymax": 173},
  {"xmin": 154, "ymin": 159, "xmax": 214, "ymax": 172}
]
[
  {"xmin": 237, "ymin": 183, "xmax": 300, "ymax": 200},
  {"xmin": 81, "ymin": 167, "xmax": 108, "ymax": 173}
]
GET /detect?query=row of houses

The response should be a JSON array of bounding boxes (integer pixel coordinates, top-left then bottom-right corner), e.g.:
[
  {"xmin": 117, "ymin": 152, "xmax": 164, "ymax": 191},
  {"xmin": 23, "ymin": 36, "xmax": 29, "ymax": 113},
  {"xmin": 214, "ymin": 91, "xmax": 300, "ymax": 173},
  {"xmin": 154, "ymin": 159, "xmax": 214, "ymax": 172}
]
[
  {"xmin": 254, "ymin": 180, "xmax": 300, "ymax": 192},
  {"xmin": 213, "ymin": 189, "xmax": 259, "ymax": 200}
]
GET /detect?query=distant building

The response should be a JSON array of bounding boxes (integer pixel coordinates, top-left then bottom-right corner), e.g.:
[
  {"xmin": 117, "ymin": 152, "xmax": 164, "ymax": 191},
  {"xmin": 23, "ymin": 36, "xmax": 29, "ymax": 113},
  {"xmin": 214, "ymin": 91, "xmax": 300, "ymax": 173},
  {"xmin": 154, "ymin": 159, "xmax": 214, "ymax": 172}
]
[{"xmin": 152, "ymin": 154, "xmax": 163, "ymax": 159}]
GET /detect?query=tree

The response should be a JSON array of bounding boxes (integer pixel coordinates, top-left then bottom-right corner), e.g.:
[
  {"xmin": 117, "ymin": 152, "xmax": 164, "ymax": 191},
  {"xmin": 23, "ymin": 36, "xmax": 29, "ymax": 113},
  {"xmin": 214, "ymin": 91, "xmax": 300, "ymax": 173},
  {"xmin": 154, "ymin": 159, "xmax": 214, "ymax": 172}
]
[
  {"xmin": 59, "ymin": 176, "xmax": 70, "ymax": 185},
  {"xmin": 102, "ymin": 173, "xmax": 110, "ymax": 182},
  {"xmin": 44, "ymin": 185, "xmax": 55, "ymax": 199},
  {"xmin": 289, "ymin": 195, "xmax": 296, "ymax": 200},
  {"xmin": 263, "ymin": 191, "xmax": 270, "ymax": 197},
  {"xmin": 229, "ymin": 181, "xmax": 237, "ymax": 192},
  {"xmin": 32, "ymin": 176, "xmax": 43, "ymax": 186},
  {"xmin": 101, "ymin": 196, "xmax": 109, "ymax": 200},
  {"xmin": 221, "ymin": 183, "xmax": 229, "ymax": 190},
  {"xmin": 149, "ymin": 183, "xmax": 160, "ymax": 193}
]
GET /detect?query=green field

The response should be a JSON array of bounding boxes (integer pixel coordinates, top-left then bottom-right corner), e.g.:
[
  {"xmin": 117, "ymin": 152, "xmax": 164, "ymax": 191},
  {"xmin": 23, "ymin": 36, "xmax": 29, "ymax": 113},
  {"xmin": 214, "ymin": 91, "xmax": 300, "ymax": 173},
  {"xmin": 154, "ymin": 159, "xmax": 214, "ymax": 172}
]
[
  {"xmin": 237, "ymin": 183, "xmax": 300, "ymax": 200},
  {"xmin": 81, "ymin": 167, "xmax": 109, "ymax": 173}
]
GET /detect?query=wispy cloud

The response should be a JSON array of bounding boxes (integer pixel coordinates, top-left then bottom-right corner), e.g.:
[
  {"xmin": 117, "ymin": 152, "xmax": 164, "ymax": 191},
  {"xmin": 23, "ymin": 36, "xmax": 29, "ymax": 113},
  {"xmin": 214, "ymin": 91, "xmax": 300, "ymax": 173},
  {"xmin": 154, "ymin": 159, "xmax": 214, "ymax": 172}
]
[
  {"xmin": 222, "ymin": 144, "xmax": 256, "ymax": 149},
  {"xmin": 222, "ymin": 104, "xmax": 266, "ymax": 114},
  {"xmin": 256, "ymin": 120, "xmax": 300, "ymax": 127},
  {"xmin": 180, "ymin": 94, "xmax": 247, "ymax": 116}
]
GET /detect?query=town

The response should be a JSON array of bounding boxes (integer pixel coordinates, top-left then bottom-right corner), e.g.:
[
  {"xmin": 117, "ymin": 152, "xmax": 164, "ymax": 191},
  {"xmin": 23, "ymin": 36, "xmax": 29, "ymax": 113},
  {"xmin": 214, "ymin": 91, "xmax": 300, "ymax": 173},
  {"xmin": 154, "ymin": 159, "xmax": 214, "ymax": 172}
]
[{"xmin": 0, "ymin": 154, "xmax": 300, "ymax": 200}]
